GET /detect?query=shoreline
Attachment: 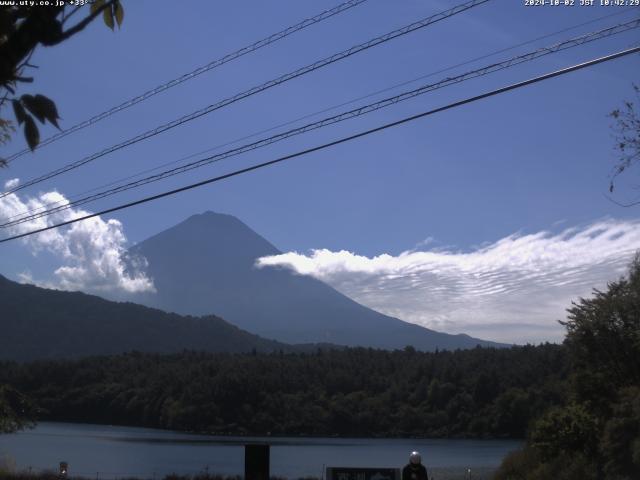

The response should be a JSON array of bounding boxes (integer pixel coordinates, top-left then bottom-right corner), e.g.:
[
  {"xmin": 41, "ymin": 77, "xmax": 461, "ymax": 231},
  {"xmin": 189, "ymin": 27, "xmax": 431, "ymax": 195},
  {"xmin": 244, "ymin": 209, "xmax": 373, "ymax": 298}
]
[
  {"xmin": 0, "ymin": 468, "xmax": 498, "ymax": 480},
  {"xmin": 24, "ymin": 421, "xmax": 524, "ymax": 443}
]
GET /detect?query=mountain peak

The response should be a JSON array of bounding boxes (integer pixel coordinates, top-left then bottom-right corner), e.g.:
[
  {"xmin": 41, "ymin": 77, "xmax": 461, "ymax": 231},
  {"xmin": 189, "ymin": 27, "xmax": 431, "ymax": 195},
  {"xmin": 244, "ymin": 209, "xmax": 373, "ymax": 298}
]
[
  {"xmin": 140, "ymin": 211, "xmax": 277, "ymax": 254},
  {"xmin": 183, "ymin": 210, "xmax": 242, "ymax": 226},
  {"xmin": 195, "ymin": 210, "xmax": 230, "ymax": 219}
]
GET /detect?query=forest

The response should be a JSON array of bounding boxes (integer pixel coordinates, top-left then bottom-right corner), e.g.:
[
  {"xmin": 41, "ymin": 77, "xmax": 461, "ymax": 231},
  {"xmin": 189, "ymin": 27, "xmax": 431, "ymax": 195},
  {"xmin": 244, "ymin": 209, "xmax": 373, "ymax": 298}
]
[{"xmin": 0, "ymin": 343, "xmax": 566, "ymax": 439}]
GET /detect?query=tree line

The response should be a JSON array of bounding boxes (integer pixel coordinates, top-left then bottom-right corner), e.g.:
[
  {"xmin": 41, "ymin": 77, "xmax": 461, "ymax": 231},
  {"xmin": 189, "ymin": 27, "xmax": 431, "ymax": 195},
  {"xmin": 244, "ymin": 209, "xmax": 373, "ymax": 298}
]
[{"xmin": 0, "ymin": 343, "xmax": 566, "ymax": 439}]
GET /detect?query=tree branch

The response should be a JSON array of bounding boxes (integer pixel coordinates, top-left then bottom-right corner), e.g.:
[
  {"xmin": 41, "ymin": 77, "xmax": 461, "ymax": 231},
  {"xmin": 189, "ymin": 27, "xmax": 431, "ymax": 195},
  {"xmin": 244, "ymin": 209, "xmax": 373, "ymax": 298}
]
[
  {"xmin": 59, "ymin": 1, "xmax": 115, "ymax": 41},
  {"xmin": 61, "ymin": 5, "xmax": 84, "ymax": 25},
  {"xmin": 0, "ymin": 8, "xmax": 63, "ymax": 85}
]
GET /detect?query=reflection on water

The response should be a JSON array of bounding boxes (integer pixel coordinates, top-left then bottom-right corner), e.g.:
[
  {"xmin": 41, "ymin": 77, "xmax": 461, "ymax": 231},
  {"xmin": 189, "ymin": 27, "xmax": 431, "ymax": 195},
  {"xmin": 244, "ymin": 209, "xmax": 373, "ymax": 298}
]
[{"xmin": 0, "ymin": 422, "xmax": 521, "ymax": 479}]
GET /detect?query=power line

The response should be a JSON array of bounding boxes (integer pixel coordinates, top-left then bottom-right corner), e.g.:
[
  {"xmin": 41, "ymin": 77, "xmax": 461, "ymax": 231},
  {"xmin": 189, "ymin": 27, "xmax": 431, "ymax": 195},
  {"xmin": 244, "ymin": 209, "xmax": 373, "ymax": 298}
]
[
  {"xmin": 4, "ymin": 0, "xmax": 370, "ymax": 163},
  {"xmin": 4, "ymin": 8, "xmax": 634, "ymax": 225},
  {"xmin": 2, "ymin": 45, "xmax": 637, "ymax": 244},
  {"xmin": 3, "ymin": 18, "xmax": 638, "ymax": 228},
  {"xmin": 1, "ymin": 0, "xmax": 490, "ymax": 198}
]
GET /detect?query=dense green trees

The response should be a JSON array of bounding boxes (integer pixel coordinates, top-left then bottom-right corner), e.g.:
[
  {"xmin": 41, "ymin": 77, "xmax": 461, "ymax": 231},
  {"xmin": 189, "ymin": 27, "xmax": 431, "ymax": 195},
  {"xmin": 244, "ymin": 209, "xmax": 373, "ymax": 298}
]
[
  {"xmin": 496, "ymin": 255, "xmax": 640, "ymax": 479},
  {"xmin": 0, "ymin": 385, "xmax": 34, "ymax": 434},
  {"xmin": 0, "ymin": 344, "xmax": 566, "ymax": 439}
]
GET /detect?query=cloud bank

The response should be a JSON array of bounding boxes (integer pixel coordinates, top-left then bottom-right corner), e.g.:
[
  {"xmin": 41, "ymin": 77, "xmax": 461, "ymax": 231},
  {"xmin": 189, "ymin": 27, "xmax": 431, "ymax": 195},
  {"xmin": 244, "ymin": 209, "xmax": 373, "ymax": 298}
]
[
  {"xmin": 0, "ymin": 181, "xmax": 154, "ymax": 294},
  {"xmin": 257, "ymin": 220, "xmax": 640, "ymax": 344}
]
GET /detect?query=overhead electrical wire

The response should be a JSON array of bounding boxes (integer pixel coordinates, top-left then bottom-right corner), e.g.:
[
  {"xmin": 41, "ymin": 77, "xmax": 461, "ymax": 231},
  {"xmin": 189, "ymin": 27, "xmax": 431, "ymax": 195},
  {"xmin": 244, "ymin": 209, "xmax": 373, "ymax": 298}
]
[
  {"xmin": 4, "ymin": 0, "xmax": 370, "ymax": 163},
  {"xmin": 3, "ymin": 18, "xmax": 639, "ymax": 229},
  {"xmin": 0, "ymin": 0, "xmax": 490, "ymax": 198},
  {"xmin": 1, "ymin": 45, "xmax": 638, "ymax": 244},
  {"xmin": 4, "ymin": 7, "xmax": 634, "ymax": 225}
]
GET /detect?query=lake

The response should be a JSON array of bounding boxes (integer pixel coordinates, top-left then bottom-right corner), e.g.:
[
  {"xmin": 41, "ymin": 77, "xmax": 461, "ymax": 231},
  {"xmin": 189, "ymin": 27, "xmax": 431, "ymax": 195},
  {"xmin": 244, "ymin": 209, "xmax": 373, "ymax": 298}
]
[{"xmin": 0, "ymin": 422, "xmax": 521, "ymax": 479}]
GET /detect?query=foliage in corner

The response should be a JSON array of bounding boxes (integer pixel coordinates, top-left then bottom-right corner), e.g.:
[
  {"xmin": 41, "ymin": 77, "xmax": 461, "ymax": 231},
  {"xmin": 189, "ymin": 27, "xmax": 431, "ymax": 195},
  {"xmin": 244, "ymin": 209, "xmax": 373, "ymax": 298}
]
[
  {"xmin": 495, "ymin": 253, "xmax": 640, "ymax": 479},
  {"xmin": 608, "ymin": 84, "xmax": 640, "ymax": 201},
  {"xmin": 0, "ymin": 1, "xmax": 124, "ymax": 163},
  {"xmin": 0, "ymin": 384, "xmax": 36, "ymax": 434}
]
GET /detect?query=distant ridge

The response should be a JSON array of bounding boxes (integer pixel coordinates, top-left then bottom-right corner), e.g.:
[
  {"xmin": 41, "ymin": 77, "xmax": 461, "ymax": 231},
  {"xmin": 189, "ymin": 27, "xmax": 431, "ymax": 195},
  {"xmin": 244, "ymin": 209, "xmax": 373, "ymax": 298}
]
[
  {"xmin": 0, "ymin": 274, "xmax": 291, "ymax": 361},
  {"xmin": 129, "ymin": 211, "xmax": 507, "ymax": 351}
]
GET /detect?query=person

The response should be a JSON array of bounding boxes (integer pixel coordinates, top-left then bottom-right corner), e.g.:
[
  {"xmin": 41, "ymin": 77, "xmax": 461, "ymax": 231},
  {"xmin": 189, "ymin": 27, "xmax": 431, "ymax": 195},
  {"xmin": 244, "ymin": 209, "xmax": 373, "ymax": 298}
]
[{"xmin": 402, "ymin": 451, "xmax": 429, "ymax": 480}]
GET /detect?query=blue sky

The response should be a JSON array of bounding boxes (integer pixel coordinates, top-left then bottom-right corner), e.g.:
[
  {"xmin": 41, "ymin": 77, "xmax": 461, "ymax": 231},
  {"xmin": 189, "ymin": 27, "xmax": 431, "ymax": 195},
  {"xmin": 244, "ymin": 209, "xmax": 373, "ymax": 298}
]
[{"xmin": 1, "ymin": 0, "xmax": 639, "ymax": 343}]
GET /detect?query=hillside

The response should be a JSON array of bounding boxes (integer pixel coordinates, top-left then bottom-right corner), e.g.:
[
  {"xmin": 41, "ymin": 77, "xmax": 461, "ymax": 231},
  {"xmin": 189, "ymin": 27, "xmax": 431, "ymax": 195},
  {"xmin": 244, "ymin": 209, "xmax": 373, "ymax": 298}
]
[{"xmin": 0, "ymin": 275, "xmax": 289, "ymax": 361}]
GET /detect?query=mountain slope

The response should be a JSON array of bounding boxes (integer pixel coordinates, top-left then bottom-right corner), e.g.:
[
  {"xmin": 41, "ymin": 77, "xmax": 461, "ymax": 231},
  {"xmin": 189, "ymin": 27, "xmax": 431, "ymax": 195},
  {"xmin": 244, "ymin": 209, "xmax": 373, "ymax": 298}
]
[
  {"xmin": 0, "ymin": 275, "xmax": 290, "ymax": 361},
  {"xmin": 130, "ymin": 211, "xmax": 506, "ymax": 350}
]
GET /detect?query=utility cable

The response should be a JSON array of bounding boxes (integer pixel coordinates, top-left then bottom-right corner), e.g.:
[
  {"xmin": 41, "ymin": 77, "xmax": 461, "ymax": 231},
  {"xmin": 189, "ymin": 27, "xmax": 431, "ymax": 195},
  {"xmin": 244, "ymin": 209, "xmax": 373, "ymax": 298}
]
[
  {"xmin": 3, "ymin": 7, "xmax": 634, "ymax": 224},
  {"xmin": 0, "ymin": 0, "xmax": 490, "ymax": 198},
  {"xmin": 3, "ymin": 18, "xmax": 638, "ymax": 228},
  {"xmin": 3, "ymin": 0, "xmax": 370, "ymax": 163},
  {"xmin": 2, "ymin": 45, "xmax": 637, "ymax": 244}
]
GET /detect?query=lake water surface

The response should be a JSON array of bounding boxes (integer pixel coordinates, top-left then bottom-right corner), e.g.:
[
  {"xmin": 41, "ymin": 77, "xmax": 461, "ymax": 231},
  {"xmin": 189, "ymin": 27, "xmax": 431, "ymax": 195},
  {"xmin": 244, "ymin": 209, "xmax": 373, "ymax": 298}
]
[{"xmin": 0, "ymin": 422, "xmax": 521, "ymax": 479}]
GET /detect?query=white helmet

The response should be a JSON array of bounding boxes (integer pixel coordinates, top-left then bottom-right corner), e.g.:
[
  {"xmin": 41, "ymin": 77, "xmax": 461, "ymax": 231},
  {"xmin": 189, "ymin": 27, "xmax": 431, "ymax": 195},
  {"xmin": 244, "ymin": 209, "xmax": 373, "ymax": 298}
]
[{"xmin": 409, "ymin": 451, "xmax": 421, "ymax": 465}]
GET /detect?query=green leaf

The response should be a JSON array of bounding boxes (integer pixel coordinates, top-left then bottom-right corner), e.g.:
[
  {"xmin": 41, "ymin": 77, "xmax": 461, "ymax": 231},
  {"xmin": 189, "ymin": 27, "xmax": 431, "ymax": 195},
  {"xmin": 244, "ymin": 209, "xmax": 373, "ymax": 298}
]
[
  {"xmin": 20, "ymin": 94, "xmax": 45, "ymax": 124},
  {"xmin": 91, "ymin": 0, "xmax": 106, "ymax": 15},
  {"xmin": 12, "ymin": 99, "xmax": 27, "ymax": 125},
  {"xmin": 24, "ymin": 115, "xmax": 39, "ymax": 151},
  {"xmin": 103, "ymin": 3, "xmax": 115, "ymax": 30},
  {"xmin": 33, "ymin": 94, "xmax": 61, "ymax": 129},
  {"xmin": 114, "ymin": 0, "xmax": 124, "ymax": 27},
  {"xmin": 20, "ymin": 94, "xmax": 61, "ymax": 129}
]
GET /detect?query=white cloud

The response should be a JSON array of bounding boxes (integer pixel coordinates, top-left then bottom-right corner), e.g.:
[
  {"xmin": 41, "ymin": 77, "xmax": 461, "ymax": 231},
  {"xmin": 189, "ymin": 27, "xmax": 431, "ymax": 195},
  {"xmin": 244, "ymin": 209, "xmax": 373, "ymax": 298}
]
[
  {"xmin": 257, "ymin": 220, "xmax": 640, "ymax": 344},
  {"xmin": 4, "ymin": 178, "xmax": 19, "ymax": 190},
  {"xmin": 17, "ymin": 271, "xmax": 35, "ymax": 285},
  {"xmin": 0, "ymin": 184, "xmax": 154, "ymax": 294}
]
